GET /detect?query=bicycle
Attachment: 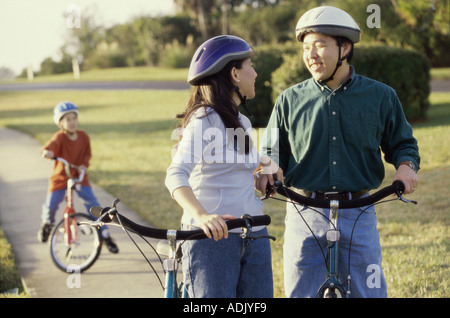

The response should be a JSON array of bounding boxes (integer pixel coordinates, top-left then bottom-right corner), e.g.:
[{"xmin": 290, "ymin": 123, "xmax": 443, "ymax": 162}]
[
  {"xmin": 83, "ymin": 198, "xmax": 274, "ymax": 298},
  {"xmin": 265, "ymin": 179, "xmax": 417, "ymax": 298},
  {"xmin": 49, "ymin": 157, "xmax": 103, "ymax": 273}
]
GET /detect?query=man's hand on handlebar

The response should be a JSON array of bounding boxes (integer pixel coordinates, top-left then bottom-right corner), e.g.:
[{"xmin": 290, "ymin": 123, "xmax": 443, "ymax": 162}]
[{"xmin": 254, "ymin": 155, "xmax": 284, "ymax": 198}]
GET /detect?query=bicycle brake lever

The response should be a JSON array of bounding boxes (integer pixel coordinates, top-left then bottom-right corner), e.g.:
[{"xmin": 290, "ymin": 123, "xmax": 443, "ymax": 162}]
[
  {"xmin": 396, "ymin": 190, "xmax": 418, "ymax": 204},
  {"xmin": 398, "ymin": 196, "xmax": 418, "ymax": 204},
  {"xmin": 77, "ymin": 219, "xmax": 106, "ymax": 228},
  {"xmin": 239, "ymin": 214, "xmax": 276, "ymax": 241}
]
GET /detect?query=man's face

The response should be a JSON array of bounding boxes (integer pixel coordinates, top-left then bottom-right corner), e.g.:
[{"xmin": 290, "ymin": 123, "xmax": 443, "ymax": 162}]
[{"xmin": 302, "ymin": 33, "xmax": 340, "ymax": 82}]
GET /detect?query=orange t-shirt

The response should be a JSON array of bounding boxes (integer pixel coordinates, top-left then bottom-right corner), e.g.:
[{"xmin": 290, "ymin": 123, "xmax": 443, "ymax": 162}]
[{"xmin": 43, "ymin": 130, "xmax": 92, "ymax": 192}]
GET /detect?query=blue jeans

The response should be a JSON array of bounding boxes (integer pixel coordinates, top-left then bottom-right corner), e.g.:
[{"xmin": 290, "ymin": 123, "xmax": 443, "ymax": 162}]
[
  {"xmin": 181, "ymin": 227, "xmax": 273, "ymax": 298},
  {"xmin": 283, "ymin": 199, "xmax": 387, "ymax": 298},
  {"xmin": 41, "ymin": 186, "xmax": 99, "ymax": 224}
]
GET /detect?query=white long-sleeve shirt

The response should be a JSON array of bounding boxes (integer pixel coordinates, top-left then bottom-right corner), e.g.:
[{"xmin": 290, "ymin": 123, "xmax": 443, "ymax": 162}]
[{"xmin": 165, "ymin": 107, "xmax": 263, "ymax": 229}]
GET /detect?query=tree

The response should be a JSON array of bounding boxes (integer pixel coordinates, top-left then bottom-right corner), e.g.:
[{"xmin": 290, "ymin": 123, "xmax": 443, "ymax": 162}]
[
  {"xmin": 0, "ymin": 67, "xmax": 16, "ymax": 80},
  {"xmin": 174, "ymin": 0, "xmax": 215, "ymax": 40}
]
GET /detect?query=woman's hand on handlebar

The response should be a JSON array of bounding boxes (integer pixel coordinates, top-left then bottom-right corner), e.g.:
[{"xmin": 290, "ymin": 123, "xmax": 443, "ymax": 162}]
[
  {"xmin": 172, "ymin": 186, "xmax": 237, "ymax": 241},
  {"xmin": 196, "ymin": 213, "xmax": 236, "ymax": 241}
]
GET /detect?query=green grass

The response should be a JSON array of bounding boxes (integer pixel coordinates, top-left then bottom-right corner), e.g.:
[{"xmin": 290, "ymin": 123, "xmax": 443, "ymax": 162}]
[
  {"xmin": 0, "ymin": 86, "xmax": 448, "ymax": 298},
  {"xmin": 430, "ymin": 67, "xmax": 450, "ymax": 80},
  {"xmin": 2, "ymin": 66, "xmax": 189, "ymax": 83},
  {"xmin": 0, "ymin": 228, "xmax": 28, "ymax": 297}
]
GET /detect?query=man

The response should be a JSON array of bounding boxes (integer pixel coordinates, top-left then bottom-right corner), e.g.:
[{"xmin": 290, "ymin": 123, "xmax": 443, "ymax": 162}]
[{"xmin": 257, "ymin": 6, "xmax": 420, "ymax": 297}]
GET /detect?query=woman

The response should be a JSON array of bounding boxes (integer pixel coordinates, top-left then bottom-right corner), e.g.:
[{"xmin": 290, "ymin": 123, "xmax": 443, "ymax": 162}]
[{"xmin": 165, "ymin": 35, "xmax": 273, "ymax": 298}]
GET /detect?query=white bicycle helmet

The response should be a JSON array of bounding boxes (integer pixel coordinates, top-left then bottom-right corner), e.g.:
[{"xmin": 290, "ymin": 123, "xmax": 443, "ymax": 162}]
[{"xmin": 295, "ymin": 6, "xmax": 360, "ymax": 43}]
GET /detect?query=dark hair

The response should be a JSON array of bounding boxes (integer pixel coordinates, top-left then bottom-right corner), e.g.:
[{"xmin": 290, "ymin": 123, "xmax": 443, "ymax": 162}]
[
  {"xmin": 336, "ymin": 36, "xmax": 354, "ymax": 62},
  {"xmin": 176, "ymin": 59, "xmax": 251, "ymax": 153}
]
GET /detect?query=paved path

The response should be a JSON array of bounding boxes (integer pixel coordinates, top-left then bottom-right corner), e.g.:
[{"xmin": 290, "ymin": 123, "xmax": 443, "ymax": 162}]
[
  {"xmin": 431, "ymin": 80, "xmax": 450, "ymax": 92},
  {"xmin": 0, "ymin": 127, "xmax": 167, "ymax": 298}
]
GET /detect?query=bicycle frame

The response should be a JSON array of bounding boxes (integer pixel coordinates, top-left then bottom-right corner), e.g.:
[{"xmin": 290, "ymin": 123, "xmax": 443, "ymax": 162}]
[
  {"xmin": 49, "ymin": 157, "xmax": 103, "ymax": 273},
  {"xmin": 56, "ymin": 157, "xmax": 85, "ymax": 246}
]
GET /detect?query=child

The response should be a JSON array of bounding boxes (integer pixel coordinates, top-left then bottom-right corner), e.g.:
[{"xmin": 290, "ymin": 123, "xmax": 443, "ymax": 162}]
[{"xmin": 38, "ymin": 101, "xmax": 119, "ymax": 254}]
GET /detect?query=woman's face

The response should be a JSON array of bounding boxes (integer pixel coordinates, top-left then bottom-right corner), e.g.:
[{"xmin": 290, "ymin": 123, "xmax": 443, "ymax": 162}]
[{"xmin": 233, "ymin": 58, "xmax": 257, "ymax": 100}]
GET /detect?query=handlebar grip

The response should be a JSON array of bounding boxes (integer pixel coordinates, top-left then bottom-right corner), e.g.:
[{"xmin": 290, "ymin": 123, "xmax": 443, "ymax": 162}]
[
  {"xmin": 392, "ymin": 180, "xmax": 405, "ymax": 193},
  {"xmin": 90, "ymin": 206, "xmax": 108, "ymax": 218}
]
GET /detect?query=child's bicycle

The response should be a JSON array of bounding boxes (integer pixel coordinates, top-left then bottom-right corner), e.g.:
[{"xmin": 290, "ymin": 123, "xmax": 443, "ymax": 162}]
[
  {"xmin": 82, "ymin": 199, "xmax": 274, "ymax": 298},
  {"xmin": 49, "ymin": 157, "xmax": 103, "ymax": 273},
  {"xmin": 266, "ymin": 179, "xmax": 417, "ymax": 298}
]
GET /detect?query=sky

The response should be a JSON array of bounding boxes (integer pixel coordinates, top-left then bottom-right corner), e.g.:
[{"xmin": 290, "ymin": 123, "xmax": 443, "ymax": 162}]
[{"xmin": 0, "ymin": 0, "xmax": 176, "ymax": 75}]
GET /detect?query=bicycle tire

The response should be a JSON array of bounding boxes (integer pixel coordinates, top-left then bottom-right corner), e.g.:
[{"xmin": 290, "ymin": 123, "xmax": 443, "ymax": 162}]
[{"xmin": 50, "ymin": 212, "xmax": 103, "ymax": 273}]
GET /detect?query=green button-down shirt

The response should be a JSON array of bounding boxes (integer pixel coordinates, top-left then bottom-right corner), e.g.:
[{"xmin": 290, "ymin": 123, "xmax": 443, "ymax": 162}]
[{"xmin": 261, "ymin": 66, "xmax": 420, "ymax": 192}]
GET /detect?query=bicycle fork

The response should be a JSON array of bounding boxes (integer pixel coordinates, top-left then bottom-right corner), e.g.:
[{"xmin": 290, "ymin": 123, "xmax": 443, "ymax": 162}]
[{"xmin": 316, "ymin": 200, "xmax": 350, "ymax": 298}]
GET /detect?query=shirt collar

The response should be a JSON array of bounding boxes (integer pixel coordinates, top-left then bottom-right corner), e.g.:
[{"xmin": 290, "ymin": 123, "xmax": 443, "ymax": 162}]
[{"xmin": 314, "ymin": 65, "xmax": 356, "ymax": 92}]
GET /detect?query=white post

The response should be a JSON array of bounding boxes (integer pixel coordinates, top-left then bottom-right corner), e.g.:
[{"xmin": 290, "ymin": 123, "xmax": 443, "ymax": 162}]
[
  {"xmin": 27, "ymin": 66, "xmax": 34, "ymax": 81},
  {"xmin": 72, "ymin": 58, "xmax": 80, "ymax": 80}
]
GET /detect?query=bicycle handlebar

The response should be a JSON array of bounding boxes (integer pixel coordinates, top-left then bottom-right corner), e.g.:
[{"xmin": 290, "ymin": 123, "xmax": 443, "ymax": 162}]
[
  {"xmin": 273, "ymin": 180, "xmax": 415, "ymax": 209},
  {"xmin": 53, "ymin": 157, "xmax": 85, "ymax": 183},
  {"xmin": 88, "ymin": 203, "xmax": 272, "ymax": 241}
]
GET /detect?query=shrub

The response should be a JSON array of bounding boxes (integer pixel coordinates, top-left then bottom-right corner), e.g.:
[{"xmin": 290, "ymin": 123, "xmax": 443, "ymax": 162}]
[
  {"xmin": 247, "ymin": 43, "xmax": 297, "ymax": 127},
  {"xmin": 160, "ymin": 42, "xmax": 195, "ymax": 69},
  {"xmin": 353, "ymin": 45, "xmax": 430, "ymax": 121}
]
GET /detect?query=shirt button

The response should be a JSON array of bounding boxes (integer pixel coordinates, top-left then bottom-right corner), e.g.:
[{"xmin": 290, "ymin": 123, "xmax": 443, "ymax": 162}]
[
  {"xmin": 332, "ymin": 136, "xmax": 337, "ymax": 140},
  {"xmin": 332, "ymin": 186, "xmax": 337, "ymax": 190},
  {"xmin": 333, "ymin": 161, "xmax": 337, "ymax": 165},
  {"xmin": 332, "ymin": 111, "xmax": 336, "ymax": 115}
]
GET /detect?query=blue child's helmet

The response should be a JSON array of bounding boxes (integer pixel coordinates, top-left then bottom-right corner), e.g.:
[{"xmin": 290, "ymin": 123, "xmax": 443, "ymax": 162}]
[
  {"xmin": 53, "ymin": 101, "xmax": 78, "ymax": 125},
  {"xmin": 187, "ymin": 35, "xmax": 254, "ymax": 85}
]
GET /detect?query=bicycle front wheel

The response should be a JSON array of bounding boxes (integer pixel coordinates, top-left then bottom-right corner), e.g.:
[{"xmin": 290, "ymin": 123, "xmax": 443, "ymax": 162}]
[{"xmin": 50, "ymin": 213, "xmax": 103, "ymax": 273}]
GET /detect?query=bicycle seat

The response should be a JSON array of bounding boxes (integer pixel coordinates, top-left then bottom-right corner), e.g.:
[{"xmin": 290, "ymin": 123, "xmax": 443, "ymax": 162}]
[{"xmin": 156, "ymin": 240, "xmax": 183, "ymax": 259}]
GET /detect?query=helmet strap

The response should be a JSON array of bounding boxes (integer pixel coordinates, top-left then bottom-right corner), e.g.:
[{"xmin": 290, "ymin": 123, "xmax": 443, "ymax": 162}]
[
  {"xmin": 319, "ymin": 37, "xmax": 350, "ymax": 84},
  {"xmin": 233, "ymin": 86, "xmax": 253, "ymax": 117}
]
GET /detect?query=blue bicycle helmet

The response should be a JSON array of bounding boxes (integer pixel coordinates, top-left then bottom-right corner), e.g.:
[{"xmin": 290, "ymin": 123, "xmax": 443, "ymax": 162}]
[
  {"xmin": 187, "ymin": 35, "xmax": 254, "ymax": 85},
  {"xmin": 53, "ymin": 101, "xmax": 79, "ymax": 125}
]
